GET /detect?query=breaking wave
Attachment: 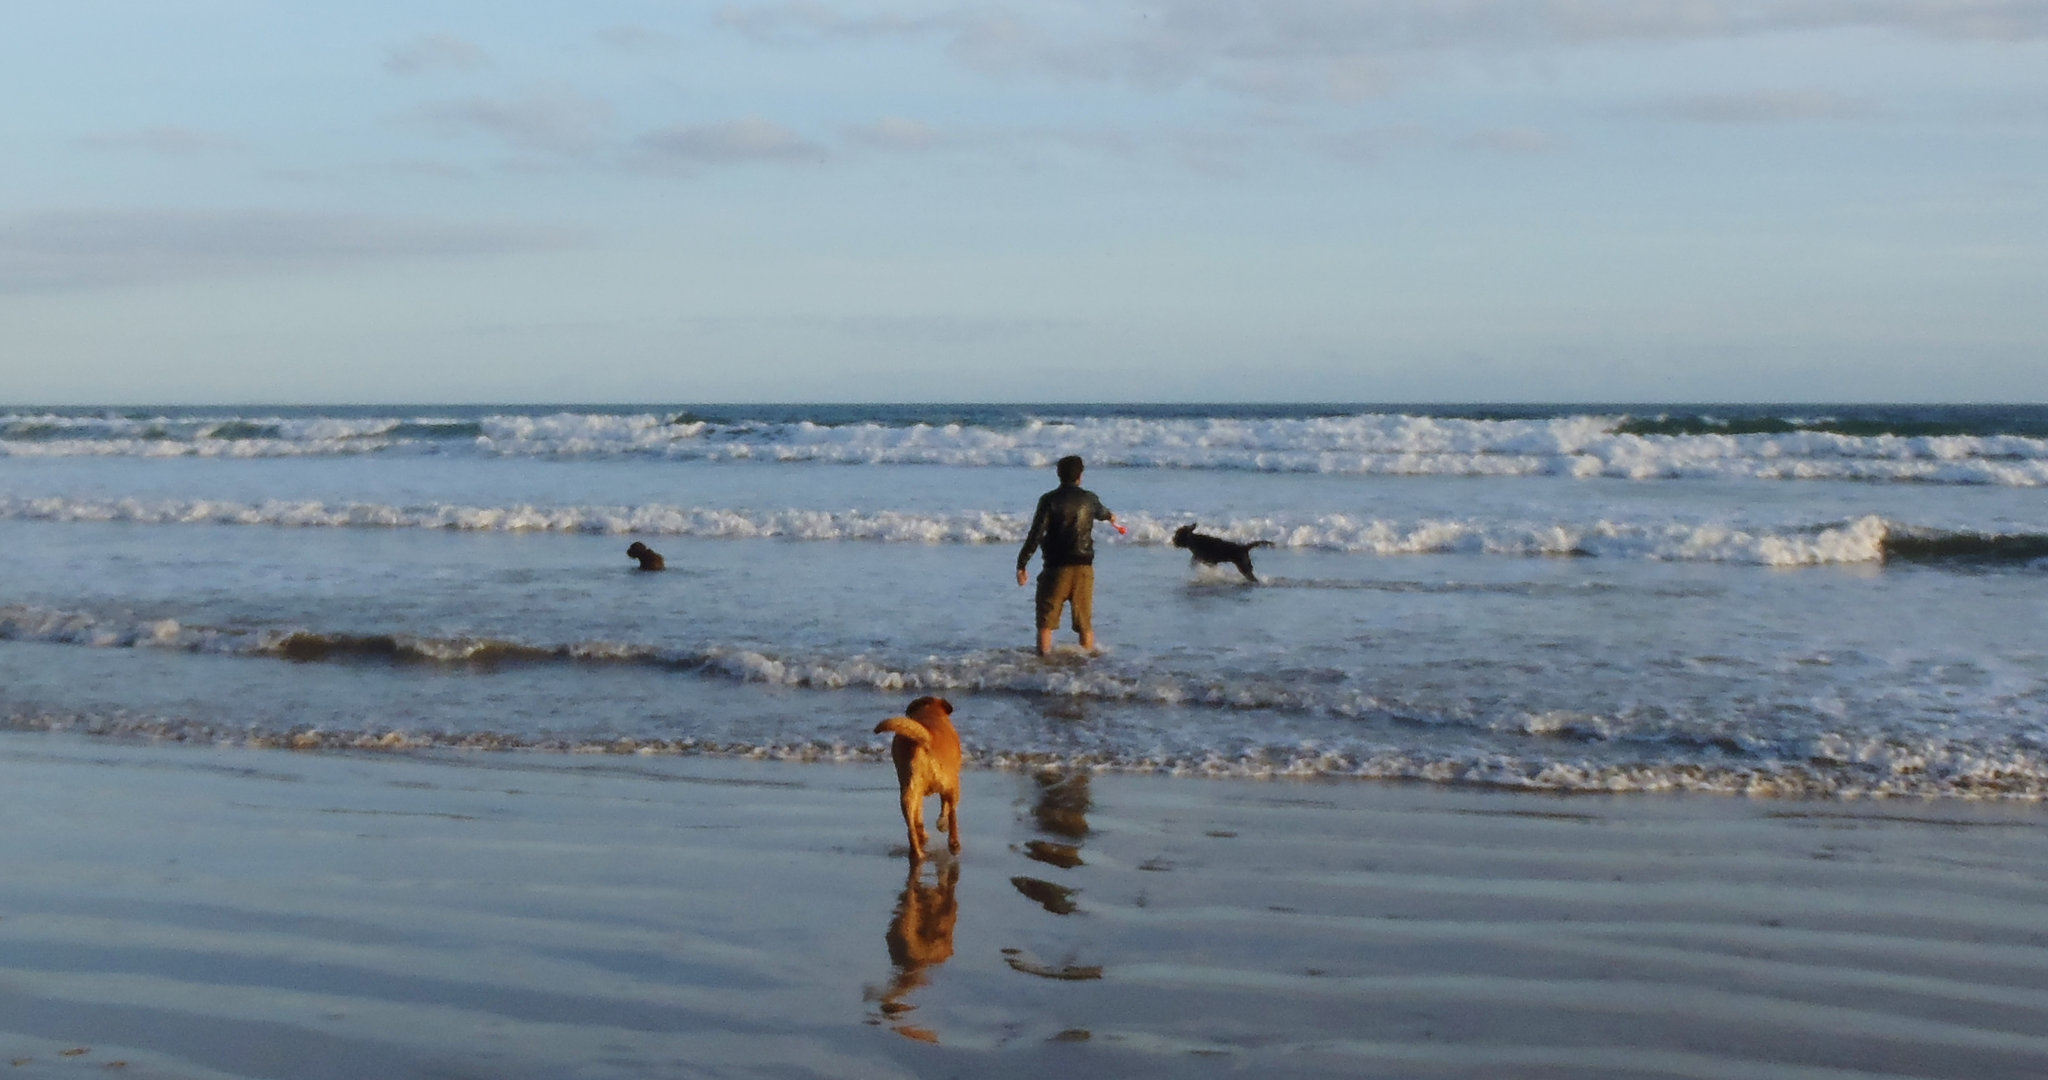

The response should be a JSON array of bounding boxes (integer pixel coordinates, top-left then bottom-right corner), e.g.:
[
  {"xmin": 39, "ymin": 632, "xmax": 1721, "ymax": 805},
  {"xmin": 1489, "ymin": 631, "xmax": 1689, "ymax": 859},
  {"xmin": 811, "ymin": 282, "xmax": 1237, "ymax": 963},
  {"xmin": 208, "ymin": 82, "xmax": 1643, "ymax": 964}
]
[
  {"xmin": 7, "ymin": 602, "xmax": 2046, "ymax": 799},
  {"xmin": 6, "ymin": 409, "xmax": 2048, "ymax": 485},
  {"xmin": 10, "ymin": 496, "xmax": 2045, "ymax": 567},
  {"xmin": 0, "ymin": 603, "xmax": 1369, "ymax": 706},
  {"xmin": 3, "ymin": 705, "xmax": 2043, "ymax": 801},
  {"xmin": 10, "ymin": 497, "xmax": 2029, "ymax": 568}
]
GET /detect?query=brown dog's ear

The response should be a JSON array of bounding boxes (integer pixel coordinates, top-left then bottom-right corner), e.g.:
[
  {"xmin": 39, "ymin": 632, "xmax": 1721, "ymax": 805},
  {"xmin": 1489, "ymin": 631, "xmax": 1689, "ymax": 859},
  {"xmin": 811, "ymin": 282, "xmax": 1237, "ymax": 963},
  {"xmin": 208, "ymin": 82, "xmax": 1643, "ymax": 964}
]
[{"xmin": 936, "ymin": 697, "xmax": 953, "ymax": 716}]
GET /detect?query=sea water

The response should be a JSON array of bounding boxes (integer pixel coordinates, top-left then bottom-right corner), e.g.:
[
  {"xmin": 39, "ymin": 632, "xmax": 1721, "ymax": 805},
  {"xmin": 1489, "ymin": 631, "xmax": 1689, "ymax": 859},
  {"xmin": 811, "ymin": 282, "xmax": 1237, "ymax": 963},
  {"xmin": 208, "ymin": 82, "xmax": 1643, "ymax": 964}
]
[{"xmin": 1, "ymin": 403, "xmax": 2044, "ymax": 797}]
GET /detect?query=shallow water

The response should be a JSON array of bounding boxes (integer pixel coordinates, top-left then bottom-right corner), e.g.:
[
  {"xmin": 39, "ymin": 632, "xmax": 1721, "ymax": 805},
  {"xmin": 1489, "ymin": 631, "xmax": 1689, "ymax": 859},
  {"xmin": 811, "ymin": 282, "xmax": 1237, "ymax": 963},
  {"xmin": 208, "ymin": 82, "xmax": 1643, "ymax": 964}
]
[{"xmin": 2, "ymin": 403, "xmax": 2045, "ymax": 796}]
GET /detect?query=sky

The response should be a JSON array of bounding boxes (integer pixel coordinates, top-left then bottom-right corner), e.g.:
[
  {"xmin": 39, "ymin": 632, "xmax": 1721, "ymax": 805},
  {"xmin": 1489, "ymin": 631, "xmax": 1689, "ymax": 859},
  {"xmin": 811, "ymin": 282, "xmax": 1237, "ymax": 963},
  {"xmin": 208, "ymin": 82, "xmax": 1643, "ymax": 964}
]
[{"xmin": 2, "ymin": 0, "xmax": 2045, "ymax": 404}]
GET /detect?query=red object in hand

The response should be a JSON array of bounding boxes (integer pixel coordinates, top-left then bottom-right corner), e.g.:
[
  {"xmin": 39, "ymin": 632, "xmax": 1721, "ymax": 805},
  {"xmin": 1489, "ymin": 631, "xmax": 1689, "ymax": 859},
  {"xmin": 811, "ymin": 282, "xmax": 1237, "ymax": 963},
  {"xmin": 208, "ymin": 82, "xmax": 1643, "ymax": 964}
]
[{"xmin": 1114, "ymin": 524, "xmax": 1128, "ymax": 535}]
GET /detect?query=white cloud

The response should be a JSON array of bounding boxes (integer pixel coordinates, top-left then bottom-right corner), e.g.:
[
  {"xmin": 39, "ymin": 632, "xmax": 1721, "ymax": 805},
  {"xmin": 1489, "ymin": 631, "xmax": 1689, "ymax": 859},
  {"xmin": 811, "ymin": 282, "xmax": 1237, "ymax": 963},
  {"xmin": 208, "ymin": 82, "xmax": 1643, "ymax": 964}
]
[
  {"xmin": 597, "ymin": 26, "xmax": 683, "ymax": 55},
  {"xmin": 716, "ymin": 4, "xmax": 949, "ymax": 44},
  {"xmin": 0, "ymin": 210, "xmax": 577, "ymax": 292},
  {"xmin": 841, "ymin": 116, "xmax": 1140, "ymax": 162},
  {"xmin": 1642, "ymin": 91, "xmax": 1876, "ymax": 124},
  {"xmin": 844, "ymin": 116, "xmax": 946, "ymax": 151},
  {"xmin": 1307, "ymin": 124, "xmax": 1426, "ymax": 165},
  {"xmin": 633, "ymin": 117, "xmax": 828, "ymax": 171},
  {"xmin": 717, "ymin": 1, "xmax": 2048, "ymax": 101},
  {"xmin": 1460, "ymin": 127, "xmax": 1563, "ymax": 153},
  {"xmin": 75, "ymin": 126, "xmax": 241, "ymax": 157},
  {"xmin": 410, "ymin": 87, "xmax": 615, "ymax": 157},
  {"xmin": 384, "ymin": 33, "xmax": 492, "ymax": 76}
]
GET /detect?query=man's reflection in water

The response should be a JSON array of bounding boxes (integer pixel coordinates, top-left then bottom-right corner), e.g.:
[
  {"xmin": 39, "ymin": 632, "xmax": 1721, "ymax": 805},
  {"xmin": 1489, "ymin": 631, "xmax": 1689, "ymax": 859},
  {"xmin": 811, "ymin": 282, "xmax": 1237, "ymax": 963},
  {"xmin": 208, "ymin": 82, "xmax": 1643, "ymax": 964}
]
[
  {"xmin": 1024, "ymin": 768, "xmax": 1091, "ymax": 867},
  {"xmin": 1015, "ymin": 767, "xmax": 1091, "ymax": 911},
  {"xmin": 867, "ymin": 859, "xmax": 960, "ymax": 1043}
]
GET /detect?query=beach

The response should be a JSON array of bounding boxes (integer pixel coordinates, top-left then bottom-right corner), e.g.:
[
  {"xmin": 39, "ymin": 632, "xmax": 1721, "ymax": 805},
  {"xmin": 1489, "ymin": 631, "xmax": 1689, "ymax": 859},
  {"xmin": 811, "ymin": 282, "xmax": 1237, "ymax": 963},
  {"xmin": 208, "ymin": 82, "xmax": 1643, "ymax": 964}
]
[
  {"xmin": 3, "ymin": 403, "xmax": 2046, "ymax": 1076},
  {"xmin": 3, "ymin": 731, "xmax": 2045, "ymax": 1079},
  {"xmin": 10, "ymin": 0, "xmax": 2044, "ymax": 1064}
]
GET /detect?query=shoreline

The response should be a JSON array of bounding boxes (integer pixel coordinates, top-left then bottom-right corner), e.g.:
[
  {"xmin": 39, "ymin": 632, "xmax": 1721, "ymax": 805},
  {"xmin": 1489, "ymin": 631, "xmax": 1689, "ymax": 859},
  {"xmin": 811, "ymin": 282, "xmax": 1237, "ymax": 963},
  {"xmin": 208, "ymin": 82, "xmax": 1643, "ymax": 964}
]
[
  {"xmin": 5, "ymin": 705, "xmax": 2043, "ymax": 801},
  {"xmin": 1, "ymin": 730, "xmax": 2046, "ymax": 1078}
]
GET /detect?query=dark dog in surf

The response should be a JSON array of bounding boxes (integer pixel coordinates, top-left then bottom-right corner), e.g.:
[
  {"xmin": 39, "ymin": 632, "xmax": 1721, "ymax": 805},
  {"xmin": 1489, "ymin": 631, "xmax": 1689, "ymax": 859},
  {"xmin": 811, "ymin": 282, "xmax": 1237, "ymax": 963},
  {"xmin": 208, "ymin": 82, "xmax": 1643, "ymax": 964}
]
[
  {"xmin": 1171, "ymin": 523, "xmax": 1274, "ymax": 582},
  {"xmin": 625, "ymin": 542, "xmax": 665, "ymax": 571},
  {"xmin": 874, "ymin": 696, "xmax": 962, "ymax": 863}
]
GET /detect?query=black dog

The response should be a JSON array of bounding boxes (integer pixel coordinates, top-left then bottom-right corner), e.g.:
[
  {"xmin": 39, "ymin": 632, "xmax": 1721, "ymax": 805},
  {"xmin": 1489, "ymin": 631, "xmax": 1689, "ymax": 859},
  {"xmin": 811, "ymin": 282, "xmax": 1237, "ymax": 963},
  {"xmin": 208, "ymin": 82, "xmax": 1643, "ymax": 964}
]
[
  {"xmin": 1171, "ymin": 523, "xmax": 1273, "ymax": 582},
  {"xmin": 626, "ymin": 541, "xmax": 666, "ymax": 571}
]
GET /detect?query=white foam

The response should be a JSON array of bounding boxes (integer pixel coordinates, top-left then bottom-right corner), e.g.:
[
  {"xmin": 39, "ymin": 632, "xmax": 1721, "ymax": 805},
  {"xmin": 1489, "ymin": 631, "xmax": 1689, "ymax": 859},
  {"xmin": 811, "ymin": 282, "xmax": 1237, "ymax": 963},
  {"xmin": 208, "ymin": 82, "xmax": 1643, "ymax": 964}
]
[
  {"xmin": 8, "ymin": 601, "xmax": 2045, "ymax": 798},
  {"xmin": 0, "ymin": 605, "xmax": 247, "ymax": 653},
  {"xmin": 4, "ymin": 705, "xmax": 2043, "ymax": 799},
  {"xmin": 0, "ymin": 496, "xmax": 1900, "ymax": 566},
  {"xmin": 6, "ymin": 411, "xmax": 2047, "ymax": 485}
]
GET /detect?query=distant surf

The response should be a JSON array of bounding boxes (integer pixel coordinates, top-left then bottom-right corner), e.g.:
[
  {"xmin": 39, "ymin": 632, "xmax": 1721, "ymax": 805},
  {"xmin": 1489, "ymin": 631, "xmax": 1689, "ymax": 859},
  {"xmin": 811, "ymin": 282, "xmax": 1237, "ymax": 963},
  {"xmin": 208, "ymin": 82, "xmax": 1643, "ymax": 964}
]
[
  {"xmin": 6, "ymin": 406, "xmax": 2048, "ymax": 485},
  {"xmin": 9, "ymin": 496, "xmax": 2045, "ymax": 568}
]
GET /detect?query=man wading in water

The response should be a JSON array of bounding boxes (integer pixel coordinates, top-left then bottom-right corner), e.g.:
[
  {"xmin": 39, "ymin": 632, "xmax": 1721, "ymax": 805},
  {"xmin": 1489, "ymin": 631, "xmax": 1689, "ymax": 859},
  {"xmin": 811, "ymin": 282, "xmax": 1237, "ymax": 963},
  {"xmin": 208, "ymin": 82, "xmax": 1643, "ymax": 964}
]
[{"xmin": 1016, "ymin": 455, "xmax": 1123, "ymax": 657}]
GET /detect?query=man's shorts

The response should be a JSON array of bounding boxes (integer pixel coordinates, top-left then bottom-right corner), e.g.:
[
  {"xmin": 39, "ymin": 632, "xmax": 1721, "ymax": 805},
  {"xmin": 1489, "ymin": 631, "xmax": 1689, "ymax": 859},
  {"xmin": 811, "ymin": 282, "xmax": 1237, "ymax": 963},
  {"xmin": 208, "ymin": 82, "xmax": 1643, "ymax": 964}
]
[{"xmin": 1035, "ymin": 564, "xmax": 1094, "ymax": 633}]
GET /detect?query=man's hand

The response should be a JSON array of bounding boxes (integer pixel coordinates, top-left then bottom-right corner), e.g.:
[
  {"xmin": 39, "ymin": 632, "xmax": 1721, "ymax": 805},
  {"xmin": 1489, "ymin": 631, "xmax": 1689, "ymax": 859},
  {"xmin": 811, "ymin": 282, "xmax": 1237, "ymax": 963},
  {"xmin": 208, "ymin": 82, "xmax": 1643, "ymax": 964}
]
[
  {"xmin": 1017, "ymin": 568, "xmax": 1029, "ymax": 587},
  {"xmin": 1110, "ymin": 514, "xmax": 1127, "ymax": 536}
]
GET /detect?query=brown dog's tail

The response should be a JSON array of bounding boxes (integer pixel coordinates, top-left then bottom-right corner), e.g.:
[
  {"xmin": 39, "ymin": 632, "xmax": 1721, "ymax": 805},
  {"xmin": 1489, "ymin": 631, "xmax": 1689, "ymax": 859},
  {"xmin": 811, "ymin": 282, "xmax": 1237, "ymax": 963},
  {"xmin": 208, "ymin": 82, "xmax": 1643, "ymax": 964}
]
[{"xmin": 875, "ymin": 716, "xmax": 931, "ymax": 747}]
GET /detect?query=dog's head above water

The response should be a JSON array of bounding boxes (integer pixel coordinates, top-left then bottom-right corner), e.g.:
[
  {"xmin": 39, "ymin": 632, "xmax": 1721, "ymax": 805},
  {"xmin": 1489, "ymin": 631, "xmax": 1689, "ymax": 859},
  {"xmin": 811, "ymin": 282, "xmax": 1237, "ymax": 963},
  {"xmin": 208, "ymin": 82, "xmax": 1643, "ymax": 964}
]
[{"xmin": 1171, "ymin": 523, "xmax": 1199, "ymax": 549}]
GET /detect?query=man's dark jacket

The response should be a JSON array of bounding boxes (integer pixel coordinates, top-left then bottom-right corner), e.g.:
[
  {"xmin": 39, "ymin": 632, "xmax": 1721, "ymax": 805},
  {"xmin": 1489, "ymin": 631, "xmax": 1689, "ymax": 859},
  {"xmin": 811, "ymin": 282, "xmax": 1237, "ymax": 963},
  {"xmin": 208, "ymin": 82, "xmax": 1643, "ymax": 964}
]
[{"xmin": 1018, "ymin": 483, "xmax": 1112, "ymax": 571}]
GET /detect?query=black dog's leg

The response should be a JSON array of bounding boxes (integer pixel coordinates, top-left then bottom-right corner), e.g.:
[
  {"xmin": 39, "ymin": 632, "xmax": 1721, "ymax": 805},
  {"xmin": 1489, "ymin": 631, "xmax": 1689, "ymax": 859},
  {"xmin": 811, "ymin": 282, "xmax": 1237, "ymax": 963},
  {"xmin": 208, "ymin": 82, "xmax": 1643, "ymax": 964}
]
[{"xmin": 1232, "ymin": 554, "xmax": 1258, "ymax": 582}]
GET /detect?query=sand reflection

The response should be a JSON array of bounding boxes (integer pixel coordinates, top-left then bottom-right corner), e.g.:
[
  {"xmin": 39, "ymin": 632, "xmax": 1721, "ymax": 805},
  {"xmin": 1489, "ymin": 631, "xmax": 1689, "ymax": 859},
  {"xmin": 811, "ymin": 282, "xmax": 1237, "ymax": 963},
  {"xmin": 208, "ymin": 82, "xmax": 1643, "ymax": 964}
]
[{"xmin": 867, "ymin": 860, "xmax": 960, "ymax": 1043}]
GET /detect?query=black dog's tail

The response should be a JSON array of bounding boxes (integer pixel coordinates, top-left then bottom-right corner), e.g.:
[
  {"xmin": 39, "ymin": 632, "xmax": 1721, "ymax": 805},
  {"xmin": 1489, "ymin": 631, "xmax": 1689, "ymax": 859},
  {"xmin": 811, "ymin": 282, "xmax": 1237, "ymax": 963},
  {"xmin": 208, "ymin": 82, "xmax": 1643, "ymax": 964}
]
[{"xmin": 1248, "ymin": 540, "xmax": 1276, "ymax": 549}]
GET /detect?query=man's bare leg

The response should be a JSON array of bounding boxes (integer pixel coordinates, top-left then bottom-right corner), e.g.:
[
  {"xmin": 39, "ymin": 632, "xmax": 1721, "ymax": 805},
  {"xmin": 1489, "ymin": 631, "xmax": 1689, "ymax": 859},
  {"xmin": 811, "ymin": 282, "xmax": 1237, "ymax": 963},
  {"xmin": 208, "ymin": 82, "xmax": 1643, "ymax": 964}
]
[
  {"xmin": 1037, "ymin": 627, "xmax": 1054, "ymax": 656},
  {"xmin": 1079, "ymin": 629, "xmax": 1098, "ymax": 654}
]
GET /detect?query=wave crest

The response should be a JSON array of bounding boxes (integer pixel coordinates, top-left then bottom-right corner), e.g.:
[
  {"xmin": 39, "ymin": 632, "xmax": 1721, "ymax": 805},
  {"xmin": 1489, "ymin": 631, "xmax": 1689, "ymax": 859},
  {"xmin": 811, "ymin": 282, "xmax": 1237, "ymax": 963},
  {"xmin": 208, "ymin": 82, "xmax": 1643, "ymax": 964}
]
[
  {"xmin": 6, "ymin": 410, "xmax": 2048, "ymax": 485},
  {"xmin": 4, "ymin": 497, "xmax": 1961, "ymax": 566}
]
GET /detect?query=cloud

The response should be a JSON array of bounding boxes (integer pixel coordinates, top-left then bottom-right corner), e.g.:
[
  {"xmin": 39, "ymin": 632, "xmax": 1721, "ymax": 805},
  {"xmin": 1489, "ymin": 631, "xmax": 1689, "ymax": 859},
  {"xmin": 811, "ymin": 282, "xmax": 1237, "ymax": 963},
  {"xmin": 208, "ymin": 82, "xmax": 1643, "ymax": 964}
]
[
  {"xmin": 410, "ymin": 86, "xmax": 615, "ymax": 157},
  {"xmin": 384, "ymin": 33, "xmax": 492, "ymax": 76},
  {"xmin": 840, "ymin": 116, "xmax": 1140, "ymax": 161},
  {"xmin": 844, "ymin": 116, "xmax": 947, "ymax": 151},
  {"xmin": 1640, "ymin": 90, "xmax": 1875, "ymax": 124},
  {"xmin": 718, "ymin": 1, "xmax": 2048, "ymax": 102},
  {"xmin": 0, "ymin": 210, "xmax": 578, "ymax": 292},
  {"xmin": 716, "ymin": 4, "xmax": 949, "ymax": 44},
  {"xmin": 597, "ymin": 25, "xmax": 682, "ymax": 55},
  {"xmin": 1315, "ymin": 124, "xmax": 1426, "ymax": 163},
  {"xmin": 75, "ymin": 126, "xmax": 241, "ymax": 157},
  {"xmin": 633, "ymin": 117, "xmax": 828, "ymax": 171},
  {"xmin": 1460, "ymin": 127, "xmax": 1563, "ymax": 153},
  {"xmin": 682, "ymin": 312, "xmax": 1072, "ymax": 344}
]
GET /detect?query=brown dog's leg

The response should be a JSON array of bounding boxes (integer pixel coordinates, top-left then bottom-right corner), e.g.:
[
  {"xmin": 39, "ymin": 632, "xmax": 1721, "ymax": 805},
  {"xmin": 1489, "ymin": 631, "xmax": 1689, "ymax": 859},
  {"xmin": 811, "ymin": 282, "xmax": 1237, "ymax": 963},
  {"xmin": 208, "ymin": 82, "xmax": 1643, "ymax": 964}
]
[
  {"xmin": 940, "ymin": 792, "xmax": 961, "ymax": 854},
  {"xmin": 901, "ymin": 787, "xmax": 927, "ymax": 862}
]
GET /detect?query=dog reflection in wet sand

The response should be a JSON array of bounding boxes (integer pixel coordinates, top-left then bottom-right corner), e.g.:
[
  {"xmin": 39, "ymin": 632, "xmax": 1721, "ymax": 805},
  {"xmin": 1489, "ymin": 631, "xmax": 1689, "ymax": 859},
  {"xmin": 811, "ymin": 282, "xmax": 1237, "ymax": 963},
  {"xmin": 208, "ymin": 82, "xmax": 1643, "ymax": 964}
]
[
  {"xmin": 875, "ymin": 696, "xmax": 962, "ymax": 863},
  {"xmin": 867, "ymin": 860, "xmax": 961, "ymax": 1042}
]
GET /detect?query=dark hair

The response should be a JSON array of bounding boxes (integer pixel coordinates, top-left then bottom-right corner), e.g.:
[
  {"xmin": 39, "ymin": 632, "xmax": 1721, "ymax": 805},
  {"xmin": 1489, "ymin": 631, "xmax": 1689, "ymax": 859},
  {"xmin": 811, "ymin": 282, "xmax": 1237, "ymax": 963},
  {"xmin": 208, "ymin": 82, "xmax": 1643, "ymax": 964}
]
[{"xmin": 1056, "ymin": 455, "xmax": 1084, "ymax": 483}]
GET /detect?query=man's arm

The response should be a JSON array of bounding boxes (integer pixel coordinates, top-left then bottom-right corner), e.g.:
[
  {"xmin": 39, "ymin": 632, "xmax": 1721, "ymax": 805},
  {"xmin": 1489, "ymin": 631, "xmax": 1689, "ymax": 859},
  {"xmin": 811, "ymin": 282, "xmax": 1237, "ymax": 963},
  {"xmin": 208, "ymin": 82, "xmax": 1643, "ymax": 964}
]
[
  {"xmin": 1093, "ymin": 494, "xmax": 1124, "ymax": 534},
  {"xmin": 1017, "ymin": 493, "xmax": 1051, "ymax": 582}
]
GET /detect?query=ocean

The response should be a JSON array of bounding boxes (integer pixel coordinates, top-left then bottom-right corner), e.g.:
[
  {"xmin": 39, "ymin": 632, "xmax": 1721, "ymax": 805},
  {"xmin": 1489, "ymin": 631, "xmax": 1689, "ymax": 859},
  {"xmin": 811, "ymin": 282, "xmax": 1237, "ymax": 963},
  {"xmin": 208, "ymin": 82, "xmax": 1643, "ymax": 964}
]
[{"xmin": 1, "ymin": 402, "xmax": 2044, "ymax": 798}]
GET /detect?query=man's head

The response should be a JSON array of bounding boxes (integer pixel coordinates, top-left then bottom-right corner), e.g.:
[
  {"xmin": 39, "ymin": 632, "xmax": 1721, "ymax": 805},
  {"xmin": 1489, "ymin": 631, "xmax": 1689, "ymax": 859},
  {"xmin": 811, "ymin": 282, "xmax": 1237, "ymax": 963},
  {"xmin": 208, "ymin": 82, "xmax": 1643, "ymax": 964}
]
[{"xmin": 1056, "ymin": 455, "xmax": 1085, "ymax": 484}]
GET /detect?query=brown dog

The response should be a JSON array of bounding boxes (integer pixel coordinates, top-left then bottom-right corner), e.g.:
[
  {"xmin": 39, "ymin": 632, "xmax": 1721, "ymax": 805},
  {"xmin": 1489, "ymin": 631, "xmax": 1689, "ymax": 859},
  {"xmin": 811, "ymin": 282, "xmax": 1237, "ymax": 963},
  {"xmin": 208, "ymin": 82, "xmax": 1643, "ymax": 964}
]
[
  {"xmin": 625, "ymin": 541, "xmax": 665, "ymax": 571},
  {"xmin": 874, "ymin": 696, "xmax": 962, "ymax": 862}
]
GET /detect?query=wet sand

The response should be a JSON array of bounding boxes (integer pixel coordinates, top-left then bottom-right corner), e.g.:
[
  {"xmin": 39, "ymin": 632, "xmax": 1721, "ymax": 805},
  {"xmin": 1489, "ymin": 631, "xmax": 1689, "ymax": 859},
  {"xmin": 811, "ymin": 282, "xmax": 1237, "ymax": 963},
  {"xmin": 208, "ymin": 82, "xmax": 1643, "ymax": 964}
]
[{"xmin": 1, "ymin": 731, "xmax": 2045, "ymax": 1079}]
